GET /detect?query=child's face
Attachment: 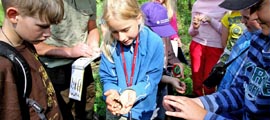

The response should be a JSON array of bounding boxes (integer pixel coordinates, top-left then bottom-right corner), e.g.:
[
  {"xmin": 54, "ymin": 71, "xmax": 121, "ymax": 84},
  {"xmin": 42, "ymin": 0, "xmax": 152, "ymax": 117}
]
[
  {"xmin": 107, "ymin": 18, "xmax": 141, "ymax": 46},
  {"xmin": 253, "ymin": 0, "xmax": 270, "ymax": 35},
  {"xmin": 15, "ymin": 15, "xmax": 51, "ymax": 44},
  {"xmin": 240, "ymin": 9, "xmax": 261, "ymax": 32}
]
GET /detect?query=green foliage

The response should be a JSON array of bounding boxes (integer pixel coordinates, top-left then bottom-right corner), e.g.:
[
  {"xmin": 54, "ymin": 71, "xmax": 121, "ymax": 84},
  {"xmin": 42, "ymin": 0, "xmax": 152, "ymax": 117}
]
[
  {"xmin": 138, "ymin": 0, "xmax": 148, "ymax": 4},
  {"xmin": 92, "ymin": 66, "xmax": 107, "ymax": 116},
  {"xmin": 180, "ymin": 64, "xmax": 193, "ymax": 95},
  {"xmin": 175, "ymin": 0, "xmax": 196, "ymax": 96},
  {"xmin": 0, "ymin": 3, "xmax": 4, "ymax": 26},
  {"xmin": 176, "ymin": 0, "xmax": 195, "ymax": 45}
]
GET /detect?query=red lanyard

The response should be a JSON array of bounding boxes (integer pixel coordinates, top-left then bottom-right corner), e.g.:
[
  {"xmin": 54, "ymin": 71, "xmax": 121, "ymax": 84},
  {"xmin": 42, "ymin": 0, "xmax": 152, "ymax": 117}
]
[{"xmin": 120, "ymin": 36, "xmax": 139, "ymax": 87}]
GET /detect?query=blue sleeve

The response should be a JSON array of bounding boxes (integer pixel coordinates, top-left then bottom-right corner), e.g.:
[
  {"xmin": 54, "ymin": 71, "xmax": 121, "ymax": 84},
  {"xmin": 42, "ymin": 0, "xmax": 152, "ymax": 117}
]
[
  {"xmin": 200, "ymin": 78, "xmax": 245, "ymax": 118},
  {"xmin": 99, "ymin": 54, "xmax": 122, "ymax": 99},
  {"xmin": 204, "ymin": 112, "xmax": 233, "ymax": 120}
]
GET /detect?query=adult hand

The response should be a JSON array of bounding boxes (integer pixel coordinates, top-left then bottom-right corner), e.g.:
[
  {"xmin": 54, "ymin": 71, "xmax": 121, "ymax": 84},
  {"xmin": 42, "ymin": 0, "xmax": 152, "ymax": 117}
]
[
  {"xmin": 163, "ymin": 95, "xmax": 207, "ymax": 120},
  {"xmin": 89, "ymin": 45, "xmax": 101, "ymax": 57},
  {"xmin": 70, "ymin": 43, "xmax": 92, "ymax": 57}
]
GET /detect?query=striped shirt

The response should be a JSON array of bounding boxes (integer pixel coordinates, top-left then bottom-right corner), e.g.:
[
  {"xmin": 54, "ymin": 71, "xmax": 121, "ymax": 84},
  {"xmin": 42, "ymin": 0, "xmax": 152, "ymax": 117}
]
[
  {"xmin": 200, "ymin": 32, "xmax": 270, "ymax": 120},
  {"xmin": 218, "ymin": 30, "xmax": 254, "ymax": 91}
]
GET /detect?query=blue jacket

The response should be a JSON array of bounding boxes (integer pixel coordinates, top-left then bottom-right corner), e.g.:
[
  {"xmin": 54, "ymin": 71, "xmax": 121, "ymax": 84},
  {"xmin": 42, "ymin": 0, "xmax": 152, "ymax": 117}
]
[{"xmin": 99, "ymin": 26, "xmax": 164, "ymax": 119}]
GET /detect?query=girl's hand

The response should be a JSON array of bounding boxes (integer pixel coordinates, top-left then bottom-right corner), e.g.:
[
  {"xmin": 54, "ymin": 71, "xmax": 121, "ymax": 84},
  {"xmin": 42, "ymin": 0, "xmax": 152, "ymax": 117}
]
[
  {"xmin": 175, "ymin": 81, "xmax": 186, "ymax": 94},
  {"xmin": 104, "ymin": 90, "xmax": 122, "ymax": 115},
  {"xmin": 118, "ymin": 89, "xmax": 136, "ymax": 114},
  {"xmin": 170, "ymin": 77, "xmax": 186, "ymax": 94},
  {"xmin": 173, "ymin": 38, "xmax": 182, "ymax": 48},
  {"xmin": 192, "ymin": 14, "xmax": 202, "ymax": 29},
  {"xmin": 173, "ymin": 63, "xmax": 185, "ymax": 79},
  {"xmin": 200, "ymin": 14, "xmax": 211, "ymax": 23}
]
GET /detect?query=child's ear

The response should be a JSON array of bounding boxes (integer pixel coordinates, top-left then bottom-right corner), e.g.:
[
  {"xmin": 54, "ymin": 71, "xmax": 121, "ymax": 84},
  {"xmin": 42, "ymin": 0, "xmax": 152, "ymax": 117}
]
[
  {"xmin": 136, "ymin": 14, "xmax": 143, "ymax": 24},
  {"xmin": 6, "ymin": 7, "xmax": 19, "ymax": 23}
]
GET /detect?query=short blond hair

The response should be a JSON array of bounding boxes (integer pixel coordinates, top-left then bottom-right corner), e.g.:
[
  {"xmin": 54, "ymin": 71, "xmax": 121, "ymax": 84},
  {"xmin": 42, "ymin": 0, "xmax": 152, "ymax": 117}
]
[{"xmin": 1, "ymin": 0, "xmax": 64, "ymax": 24}]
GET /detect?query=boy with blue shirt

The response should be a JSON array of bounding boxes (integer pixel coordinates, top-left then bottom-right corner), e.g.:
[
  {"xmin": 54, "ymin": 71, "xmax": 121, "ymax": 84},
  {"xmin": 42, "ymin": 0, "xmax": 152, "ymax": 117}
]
[
  {"xmin": 218, "ymin": 8, "xmax": 262, "ymax": 91},
  {"xmin": 162, "ymin": 0, "xmax": 270, "ymax": 119}
]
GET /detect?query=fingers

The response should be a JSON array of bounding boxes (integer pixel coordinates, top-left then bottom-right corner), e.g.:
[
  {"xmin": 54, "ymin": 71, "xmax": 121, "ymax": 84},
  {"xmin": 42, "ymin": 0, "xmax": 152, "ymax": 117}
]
[
  {"xmin": 163, "ymin": 95, "xmax": 186, "ymax": 104},
  {"xmin": 179, "ymin": 81, "xmax": 186, "ymax": 90},
  {"xmin": 165, "ymin": 111, "xmax": 184, "ymax": 118},
  {"xmin": 77, "ymin": 43, "xmax": 101, "ymax": 57},
  {"xmin": 90, "ymin": 46, "xmax": 101, "ymax": 57},
  {"xmin": 106, "ymin": 89, "xmax": 136, "ymax": 115},
  {"xmin": 91, "ymin": 46, "xmax": 101, "ymax": 52},
  {"xmin": 77, "ymin": 43, "xmax": 91, "ymax": 57},
  {"xmin": 118, "ymin": 106, "xmax": 132, "ymax": 114},
  {"xmin": 175, "ymin": 81, "xmax": 186, "ymax": 94},
  {"xmin": 105, "ymin": 90, "xmax": 120, "ymax": 106},
  {"xmin": 163, "ymin": 96, "xmax": 187, "ymax": 113},
  {"xmin": 104, "ymin": 89, "xmax": 118, "ymax": 96},
  {"xmin": 163, "ymin": 99, "xmax": 175, "ymax": 111},
  {"xmin": 105, "ymin": 90, "xmax": 125, "ymax": 115},
  {"xmin": 164, "ymin": 96, "xmax": 181, "ymax": 106},
  {"xmin": 120, "ymin": 90, "xmax": 136, "ymax": 108},
  {"xmin": 163, "ymin": 96, "xmax": 207, "ymax": 120},
  {"xmin": 175, "ymin": 88, "xmax": 186, "ymax": 94},
  {"xmin": 127, "ymin": 91, "xmax": 136, "ymax": 106}
]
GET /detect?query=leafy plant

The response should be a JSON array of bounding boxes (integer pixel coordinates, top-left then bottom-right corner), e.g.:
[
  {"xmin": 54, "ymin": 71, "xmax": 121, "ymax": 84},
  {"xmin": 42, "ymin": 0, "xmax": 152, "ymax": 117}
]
[{"xmin": 0, "ymin": 2, "xmax": 4, "ymax": 26}]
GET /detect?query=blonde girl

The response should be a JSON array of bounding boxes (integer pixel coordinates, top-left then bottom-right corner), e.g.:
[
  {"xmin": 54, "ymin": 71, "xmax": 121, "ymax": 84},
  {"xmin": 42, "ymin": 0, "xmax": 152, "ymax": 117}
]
[{"xmin": 99, "ymin": 0, "xmax": 164, "ymax": 119}]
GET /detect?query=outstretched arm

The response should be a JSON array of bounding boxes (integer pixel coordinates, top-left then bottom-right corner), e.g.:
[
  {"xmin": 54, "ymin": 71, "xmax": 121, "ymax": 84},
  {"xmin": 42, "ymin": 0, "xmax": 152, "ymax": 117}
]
[{"xmin": 163, "ymin": 95, "xmax": 207, "ymax": 119}]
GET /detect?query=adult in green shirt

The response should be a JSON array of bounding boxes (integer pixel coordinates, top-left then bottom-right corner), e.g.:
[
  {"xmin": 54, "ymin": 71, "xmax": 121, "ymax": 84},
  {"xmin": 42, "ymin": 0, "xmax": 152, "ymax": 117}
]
[{"xmin": 34, "ymin": 0, "xmax": 100, "ymax": 120}]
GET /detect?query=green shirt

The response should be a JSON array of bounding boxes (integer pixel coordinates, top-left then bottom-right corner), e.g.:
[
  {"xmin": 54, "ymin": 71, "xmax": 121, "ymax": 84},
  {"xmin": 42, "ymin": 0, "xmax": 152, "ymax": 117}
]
[{"xmin": 41, "ymin": 0, "xmax": 96, "ymax": 68}]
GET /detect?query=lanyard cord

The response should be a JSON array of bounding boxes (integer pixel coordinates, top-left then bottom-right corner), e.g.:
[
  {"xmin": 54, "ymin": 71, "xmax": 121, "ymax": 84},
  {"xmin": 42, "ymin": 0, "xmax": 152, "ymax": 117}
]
[{"xmin": 120, "ymin": 36, "xmax": 139, "ymax": 87}]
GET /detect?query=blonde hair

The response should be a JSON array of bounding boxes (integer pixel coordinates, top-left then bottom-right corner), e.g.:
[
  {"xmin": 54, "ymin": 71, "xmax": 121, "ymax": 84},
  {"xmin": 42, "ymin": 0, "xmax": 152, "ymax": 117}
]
[
  {"xmin": 101, "ymin": 0, "xmax": 144, "ymax": 62},
  {"xmin": 1, "ymin": 0, "xmax": 64, "ymax": 24},
  {"xmin": 151, "ymin": 0, "xmax": 177, "ymax": 20}
]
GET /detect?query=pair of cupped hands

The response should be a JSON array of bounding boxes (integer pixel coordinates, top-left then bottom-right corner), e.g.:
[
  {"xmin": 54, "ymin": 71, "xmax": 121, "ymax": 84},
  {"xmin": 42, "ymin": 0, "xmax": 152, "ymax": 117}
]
[
  {"xmin": 104, "ymin": 89, "xmax": 136, "ymax": 116},
  {"xmin": 192, "ymin": 13, "xmax": 211, "ymax": 29}
]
